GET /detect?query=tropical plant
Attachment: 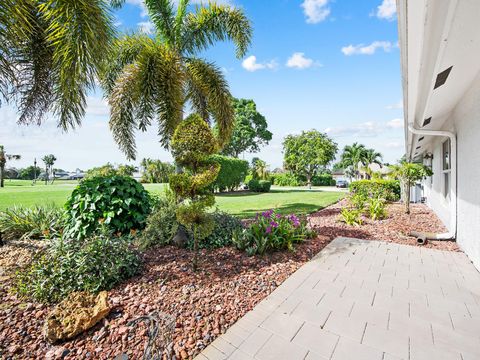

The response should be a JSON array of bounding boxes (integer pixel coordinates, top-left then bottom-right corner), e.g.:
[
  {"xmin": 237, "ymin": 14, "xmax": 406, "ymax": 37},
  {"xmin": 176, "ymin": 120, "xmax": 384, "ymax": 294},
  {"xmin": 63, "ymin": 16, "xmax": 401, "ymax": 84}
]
[
  {"xmin": 389, "ymin": 162, "xmax": 433, "ymax": 214},
  {"xmin": 367, "ymin": 196, "xmax": 388, "ymax": 220},
  {"xmin": 251, "ymin": 157, "xmax": 269, "ymax": 180},
  {"xmin": 0, "ymin": 145, "xmax": 21, "ymax": 187},
  {"xmin": 220, "ymin": 98, "xmax": 272, "ymax": 157},
  {"xmin": 140, "ymin": 159, "xmax": 175, "ymax": 183},
  {"xmin": 232, "ymin": 209, "xmax": 314, "ymax": 256},
  {"xmin": 65, "ymin": 175, "xmax": 152, "ymax": 239},
  {"xmin": 169, "ymin": 114, "xmax": 220, "ymax": 270},
  {"xmin": 0, "ymin": 205, "xmax": 65, "ymax": 240},
  {"xmin": 189, "ymin": 211, "xmax": 243, "ymax": 249},
  {"xmin": 339, "ymin": 208, "xmax": 363, "ymax": 226},
  {"xmin": 16, "ymin": 232, "xmax": 141, "ymax": 303},
  {"xmin": 101, "ymin": 0, "xmax": 252, "ymax": 160},
  {"xmin": 41, "ymin": 154, "xmax": 56, "ymax": 184},
  {"xmin": 283, "ymin": 130, "xmax": 338, "ymax": 189},
  {"xmin": 0, "ymin": 0, "xmax": 120, "ymax": 129},
  {"xmin": 339, "ymin": 143, "xmax": 367, "ymax": 179},
  {"xmin": 84, "ymin": 163, "xmax": 136, "ymax": 179}
]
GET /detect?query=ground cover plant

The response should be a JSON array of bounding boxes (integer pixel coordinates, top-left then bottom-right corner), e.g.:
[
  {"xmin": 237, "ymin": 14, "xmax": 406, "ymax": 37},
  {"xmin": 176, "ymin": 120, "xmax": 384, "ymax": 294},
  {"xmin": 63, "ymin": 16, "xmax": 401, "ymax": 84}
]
[
  {"xmin": 233, "ymin": 209, "xmax": 315, "ymax": 255},
  {"xmin": 0, "ymin": 205, "xmax": 64, "ymax": 240},
  {"xmin": 15, "ymin": 232, "xmax": 141, "ymax": 303}
]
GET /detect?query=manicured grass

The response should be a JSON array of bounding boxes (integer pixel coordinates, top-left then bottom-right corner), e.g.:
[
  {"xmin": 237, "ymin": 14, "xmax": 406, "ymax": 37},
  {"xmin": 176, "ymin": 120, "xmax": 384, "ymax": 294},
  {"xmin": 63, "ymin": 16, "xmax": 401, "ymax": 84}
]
[
  {"xmin": 0, "ymin": 180, "xmax": 344, "ymax": 217},
  {"xmin": 215, "ymin": 188, "xmax": 344, "ymax": 218}
]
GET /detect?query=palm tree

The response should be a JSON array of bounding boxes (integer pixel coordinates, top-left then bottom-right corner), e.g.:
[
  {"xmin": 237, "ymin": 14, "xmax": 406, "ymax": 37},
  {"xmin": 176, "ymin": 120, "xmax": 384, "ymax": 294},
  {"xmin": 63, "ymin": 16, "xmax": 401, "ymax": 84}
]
[
  {"xmin": 361, "ymin": 149, "xmax": 383, "ymax": 179},
  {"xmin": 101, "ymin": 0, "xmax": 252, "ymax": 160},
  {"xmin": 0, "ymin": 145, "xmax": 20, "ymax": 188},
  {"xmin": 252, "ymin": 158, "xmax": 269, "ymax": 180},
  {"xmin": 340, "ymin": 143, "xmax": 367, "ymax": 179},
  {"xmin": 42, "ymin": 154, "xmax": 57, "ymax": 185},
  {"xmin": 0, "ymin": 0, "xmax": 120, "ymax": 128}
]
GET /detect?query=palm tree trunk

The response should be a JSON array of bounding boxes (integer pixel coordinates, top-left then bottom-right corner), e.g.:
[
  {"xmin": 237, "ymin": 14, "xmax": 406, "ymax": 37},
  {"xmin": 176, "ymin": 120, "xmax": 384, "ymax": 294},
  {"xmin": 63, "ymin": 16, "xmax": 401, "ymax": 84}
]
[{"xmin": 0, "ymin": 164, "xmax": 4, "ymax": 188}]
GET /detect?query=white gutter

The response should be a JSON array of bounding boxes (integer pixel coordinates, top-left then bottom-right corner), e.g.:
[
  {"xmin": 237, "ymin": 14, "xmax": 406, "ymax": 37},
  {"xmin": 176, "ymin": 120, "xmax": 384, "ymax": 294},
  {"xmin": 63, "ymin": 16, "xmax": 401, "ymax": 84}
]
[{"xmin": 408, "ymin": 124, "xmax": 456, "ymax": 240}]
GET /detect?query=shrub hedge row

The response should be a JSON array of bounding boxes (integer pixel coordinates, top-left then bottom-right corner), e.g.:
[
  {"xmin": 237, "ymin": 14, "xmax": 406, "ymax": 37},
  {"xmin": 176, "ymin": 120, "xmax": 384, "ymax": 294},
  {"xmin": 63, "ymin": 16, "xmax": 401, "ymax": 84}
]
[
  {"xmin": 270, "ymin": 173, "xmax": 336, "ymax": 187},
  {"xmin": 248, "ymin": 179, "xmax": 271, "ymax": 192},
  {"xmin": 209, "ymin": 155, "xmax": 249, "ymax": 192},
  {"xmin": 349, "ymin": 179, "xmax": 401, "ymax": 202}
]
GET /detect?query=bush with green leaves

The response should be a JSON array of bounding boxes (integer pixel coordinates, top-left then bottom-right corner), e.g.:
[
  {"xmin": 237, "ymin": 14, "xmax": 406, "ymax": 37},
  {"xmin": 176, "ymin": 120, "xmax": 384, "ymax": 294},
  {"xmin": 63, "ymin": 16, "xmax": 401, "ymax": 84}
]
[
  {"xmin": 348, "ymin": 193, "xmax": 367, "ymax": 211},
  {"xmin": 349, "ymin": 180, "xmax": 400, "ymax": 202},
  {"xmin": 311, "ymin": 174, "xmax": 336, "ymax": 186},
  {"xmin": 0, "ymin": 205, "xmax": 65, "ymax": 240},
  {"xmin": 248, "ymin": 179, "xmax": 271, "ymax": 192},
  {"xmin": 367, "ymin": 197, "xmax": 387, "ymax": 220},
  {"xmin": 233, "ymin": 209, "xmax": 315, "ymax": 256},
  {"xmin": 339, "ymin": 208, "xmax": 363, "ymax": 226},
  {"xmin": 16, "ymin": 233, "xmax": 141, "ymax": 303},
  {"xmin": 84, "ymin": 163, "xmax": 136, "ymax": 179},
  {"xmin": 65, "ymin": 176, "xmax": 151, "ymax": 239},
  {"xmin": 137, "ymin": 191, "xmax": 180, "ymax": 249},
  {"xmin": 192, "ymin": 211, "xmax": 243, "ymax": 249},
  {"xmin": 270, "ymin": 172, "xmax": 304, "ymax": 186},
  {"xmin": 209, "ymin": 155, "xmax": 249, "ymax": 192}
]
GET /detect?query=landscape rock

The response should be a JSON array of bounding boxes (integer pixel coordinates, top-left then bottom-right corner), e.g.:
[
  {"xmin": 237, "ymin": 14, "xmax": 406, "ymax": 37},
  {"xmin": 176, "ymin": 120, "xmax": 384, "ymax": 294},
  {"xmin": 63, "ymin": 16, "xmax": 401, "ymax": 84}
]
[{"xmin": 43, "ymin": 291, "xmax": 110, "ymax": 343}]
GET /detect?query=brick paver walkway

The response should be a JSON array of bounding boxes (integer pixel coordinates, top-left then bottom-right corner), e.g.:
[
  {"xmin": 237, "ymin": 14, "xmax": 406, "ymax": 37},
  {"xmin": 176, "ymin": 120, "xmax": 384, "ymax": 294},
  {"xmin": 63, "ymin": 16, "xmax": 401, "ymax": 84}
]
[{"xmin": 197, "ymin": 237, "xmax": 480, "ymax": 360}]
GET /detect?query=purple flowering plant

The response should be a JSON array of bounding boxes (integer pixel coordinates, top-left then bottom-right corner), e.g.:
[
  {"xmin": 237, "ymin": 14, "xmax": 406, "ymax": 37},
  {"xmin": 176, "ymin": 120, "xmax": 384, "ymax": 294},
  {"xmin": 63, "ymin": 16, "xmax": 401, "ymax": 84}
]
[{"xmin": 233, "ymin": 209, "xmax": 315, "ymax": 256}]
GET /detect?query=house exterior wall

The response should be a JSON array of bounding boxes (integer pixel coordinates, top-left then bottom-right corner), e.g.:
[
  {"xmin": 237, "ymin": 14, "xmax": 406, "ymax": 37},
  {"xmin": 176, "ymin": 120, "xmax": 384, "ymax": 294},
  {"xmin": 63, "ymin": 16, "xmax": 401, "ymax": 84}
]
[{"xmin": 423, "ymin": 72, "xmax": 480, "ymax": 269}]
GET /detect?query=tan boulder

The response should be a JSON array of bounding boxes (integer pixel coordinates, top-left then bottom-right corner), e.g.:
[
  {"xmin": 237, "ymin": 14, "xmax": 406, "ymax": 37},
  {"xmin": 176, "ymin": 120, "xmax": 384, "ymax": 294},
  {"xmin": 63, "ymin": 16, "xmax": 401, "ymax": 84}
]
[{"xmin": 43, "ymin": 291, "xmax": 110, "ymax": 343}]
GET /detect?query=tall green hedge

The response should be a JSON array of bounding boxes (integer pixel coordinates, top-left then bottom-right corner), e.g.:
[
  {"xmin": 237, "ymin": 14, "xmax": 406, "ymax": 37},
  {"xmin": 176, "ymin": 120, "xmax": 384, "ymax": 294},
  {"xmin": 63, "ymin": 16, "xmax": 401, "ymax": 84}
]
[
  {"xmin": 270, "ymin": 172, "xmax": 335, "ymax": 187},
  {"xmin": 209, "ymin": 155, "xmax": 249, "ymax": 192},
  {"xmin": 349, "ymin": 180, "xmax": 401, "ymax": 202}
]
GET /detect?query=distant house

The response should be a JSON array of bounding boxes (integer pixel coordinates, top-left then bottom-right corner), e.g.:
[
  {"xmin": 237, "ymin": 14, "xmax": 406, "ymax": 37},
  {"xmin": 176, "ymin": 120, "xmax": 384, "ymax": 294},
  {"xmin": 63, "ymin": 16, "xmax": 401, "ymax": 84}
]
[{"xmin": 398, "ymin": 0, "xmax": 480, "ymax": 269}]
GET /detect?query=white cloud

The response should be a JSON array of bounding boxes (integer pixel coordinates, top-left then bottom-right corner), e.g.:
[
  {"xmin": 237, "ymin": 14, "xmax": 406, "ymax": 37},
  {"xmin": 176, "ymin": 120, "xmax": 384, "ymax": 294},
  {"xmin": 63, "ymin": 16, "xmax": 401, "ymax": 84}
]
[
  {"xmin": 386, "ymin": 100, "xmax": 403, "ymax": 110},
  {"xmin": 341, "ymin": 41, "xmax": 393, "ymax": 56},
  {"xmin": 138, "ymin": 21, "xmax": 154, "ymax": 34},
  {"xmin": 384, "ymin": 141, "xmax": 403, "ymax": 149},
  {"xmin": 325, "ymin": 119, "xmax": 405, "ymax": 138},
  {"xmin": 387, "ymin": 118, "xmax": 404, "ymax": 129},
  {"xmin": 242, "ymin": 56, "xmax": 278, "ymax": 72},
  {"xmin": 286, "ymin": 52, "xmax": 319, "ymax": 69},
  {"xmin": 376, "ymin": 0, "xmax": 396, "ymax": 21},
  {"xmin": 301, "ymin": 0, "xmax": 330, "ymax": 24}
]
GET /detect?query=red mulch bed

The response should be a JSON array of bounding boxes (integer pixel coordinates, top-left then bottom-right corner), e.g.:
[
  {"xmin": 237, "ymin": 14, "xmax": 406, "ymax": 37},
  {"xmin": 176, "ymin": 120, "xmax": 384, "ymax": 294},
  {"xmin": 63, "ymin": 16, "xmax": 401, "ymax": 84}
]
[{"xmin": 0, "ymin": 202, "xmax": 458, "ymax": 360}]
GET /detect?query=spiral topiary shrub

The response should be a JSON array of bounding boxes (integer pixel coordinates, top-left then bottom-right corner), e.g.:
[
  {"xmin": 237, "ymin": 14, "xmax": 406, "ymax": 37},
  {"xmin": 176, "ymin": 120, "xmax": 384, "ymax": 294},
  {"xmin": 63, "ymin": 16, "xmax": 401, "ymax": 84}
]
[
  {"xmin": 65, "ymin": 175, "xmax": 151, "ymax": 239},
  {"xmin": 169, "ymin": 114, "xmax": 220, "ymax": 270}
]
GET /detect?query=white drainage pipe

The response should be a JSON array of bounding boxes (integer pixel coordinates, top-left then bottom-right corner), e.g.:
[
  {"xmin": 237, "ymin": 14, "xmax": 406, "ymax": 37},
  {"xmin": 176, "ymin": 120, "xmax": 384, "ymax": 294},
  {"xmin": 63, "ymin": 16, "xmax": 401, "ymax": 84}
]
[{"xmin": 408, "ymin": 124, "xmax": 456, "ymax": 241}]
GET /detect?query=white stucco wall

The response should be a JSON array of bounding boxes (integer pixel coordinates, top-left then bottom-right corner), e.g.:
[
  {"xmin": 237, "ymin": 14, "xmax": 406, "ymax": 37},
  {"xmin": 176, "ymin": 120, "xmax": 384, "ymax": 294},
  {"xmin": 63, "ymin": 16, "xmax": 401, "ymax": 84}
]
[{"xmin": 424, "ymin": 72, "xmax": 480, "ymax": 269}]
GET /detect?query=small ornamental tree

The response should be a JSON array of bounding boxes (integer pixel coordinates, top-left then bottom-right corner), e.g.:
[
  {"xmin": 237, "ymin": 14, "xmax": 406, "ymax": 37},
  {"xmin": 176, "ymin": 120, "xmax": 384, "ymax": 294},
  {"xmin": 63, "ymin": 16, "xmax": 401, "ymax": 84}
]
[
  {"xmin": 283, "ymin": 130, "xmax": 338, "ymax": 189},
  {"xmin": 389, "ymin": 162, "xmax": 433, "ymax": 214},
  {"xmin": 169, "ymin": 114, "xmax": 220, "ymax": 271}
]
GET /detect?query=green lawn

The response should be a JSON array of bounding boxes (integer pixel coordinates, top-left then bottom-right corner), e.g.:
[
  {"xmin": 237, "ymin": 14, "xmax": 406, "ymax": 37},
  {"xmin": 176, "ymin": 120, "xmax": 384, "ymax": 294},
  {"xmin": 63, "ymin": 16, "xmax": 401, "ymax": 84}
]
[{"xmin": 0, "ymin": 180, "xmax": 344, "ymax": 217}]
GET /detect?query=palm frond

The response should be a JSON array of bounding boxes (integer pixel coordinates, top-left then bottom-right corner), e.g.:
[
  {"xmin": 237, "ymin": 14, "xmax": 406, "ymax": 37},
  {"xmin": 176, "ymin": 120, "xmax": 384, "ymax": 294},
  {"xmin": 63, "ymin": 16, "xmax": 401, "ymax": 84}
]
[
  {"xmin": 144, "ymin": 0, "xmax": 175, "ymax": 44},
  {"xmin": 182, "ymin": 3, "xmax": 252, "ymax": 58},
  {"xmin": 185, "ymin": 58, "xmax": 233, "ymax": 146},
  {"xmin": 100, "ymin": 33, "xmax": 153, "ymax": 96},
  {"xmin": 109, "ymin": 63, "xmax": 141, "ymax": 160},
  {"xmin": 40, "ymin": 0, "xmax": 116, "ymax": 130},
  {"xmin": 174, "ymin": 0, "xmax": 190, "ymax": 43}
]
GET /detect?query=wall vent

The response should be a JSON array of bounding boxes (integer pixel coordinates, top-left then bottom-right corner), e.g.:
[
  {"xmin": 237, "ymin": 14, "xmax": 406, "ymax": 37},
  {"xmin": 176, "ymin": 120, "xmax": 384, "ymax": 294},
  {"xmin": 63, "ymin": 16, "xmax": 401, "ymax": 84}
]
[
  {"xmin": 423, "ymin": 117, "xmax": 432, "ymax": 127},
  {"xmin": 434, "ymin": 66, "xmax": 453, "ymax": 89},
  {"xmin": 416, "ymin": 146, "xmax": 421, "ymax": 150},
  {"xmin": 418, "ymin": 136, "xmax": 425, "ymax": 141}
]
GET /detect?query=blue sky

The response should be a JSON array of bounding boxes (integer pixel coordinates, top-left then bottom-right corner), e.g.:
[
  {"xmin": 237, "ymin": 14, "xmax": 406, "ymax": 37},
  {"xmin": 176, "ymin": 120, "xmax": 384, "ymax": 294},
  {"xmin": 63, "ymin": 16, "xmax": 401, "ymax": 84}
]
[{"xmin": 1, "ymin": 0, "xmax": 404, "ymax": 171}]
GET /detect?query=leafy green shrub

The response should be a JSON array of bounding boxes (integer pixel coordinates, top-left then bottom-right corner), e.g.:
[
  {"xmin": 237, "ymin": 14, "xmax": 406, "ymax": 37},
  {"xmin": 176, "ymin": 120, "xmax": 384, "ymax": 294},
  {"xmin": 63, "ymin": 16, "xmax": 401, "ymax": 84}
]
[
  {"xmin": 16, "ymin": 234, "xmax": 141, "ymax": 303},
  {"xmin": 367, "ymin": 197, "xmax": 388, "ymax": 220},
  {"xmin": 209, "ymin": 155, "xmax": 249, "ymax": 192},
  {"xmin": 233, "ymin": 209, "xmax": 315, "ymax": 255},
  {"xmin": 311, "ymin": 174, "xmax": 336, "ymax": 186},
  {"xmin": 339, "ymin": 208, "xmax": 363, "ymax": 226},
  {"xmin": 137, "ymin": 193, "xmax": 179, "ymax": 249},
  {"xmin": 349, "ymin": 193, "xmax": 367, "ymax": 211},
  {"xmin": 0, "ymin": 205, "xmax": 65, "ymax": 240},
  {"xmin": 140, "ymin": 159, "xmax": 175, "ymax": 183},
  {"xmin": 248, "ymin": 179, "xmax": 271, "ymax": 192},
  {"xmin": 65, "ymin": 176, "xmax": 151, "ymax": 239},
  {"xmin": 84, "ymin": 163, "xmax": 135, "ymax": 179},
  {"xmin": 270, "ymin": 172, "xmax": 304, "ymax": 186},
  {"xmin": 349, "ymin": 180, "xmax": 400, "ymax": 202},
  {"xmin": 190, "ymin": 211, "xmax": 243, "ymax": 249}
]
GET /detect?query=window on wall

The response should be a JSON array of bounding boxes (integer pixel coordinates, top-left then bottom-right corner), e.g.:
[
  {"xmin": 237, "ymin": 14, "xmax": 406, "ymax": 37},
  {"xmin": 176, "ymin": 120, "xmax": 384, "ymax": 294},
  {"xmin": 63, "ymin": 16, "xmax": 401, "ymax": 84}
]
[{"xmin": 442, "ymin": 139, "xmax": 451, "ymax": 198}]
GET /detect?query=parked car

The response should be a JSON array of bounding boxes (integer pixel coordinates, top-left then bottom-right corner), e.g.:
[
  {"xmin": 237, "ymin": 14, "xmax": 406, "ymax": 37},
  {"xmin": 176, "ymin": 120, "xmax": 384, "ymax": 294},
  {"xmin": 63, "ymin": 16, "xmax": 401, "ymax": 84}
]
[{"xmin": 336, "ymin": 179, "xmax": 348, "ymax": 188}]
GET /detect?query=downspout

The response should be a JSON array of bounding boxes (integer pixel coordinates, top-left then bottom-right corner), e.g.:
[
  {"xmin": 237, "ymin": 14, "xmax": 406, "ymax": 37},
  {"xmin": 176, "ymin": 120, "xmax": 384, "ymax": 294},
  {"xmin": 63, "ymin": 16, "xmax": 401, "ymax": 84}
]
[{"xmin": 408, "ymin": 124, "xmax": 457, "ymax": 242}]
